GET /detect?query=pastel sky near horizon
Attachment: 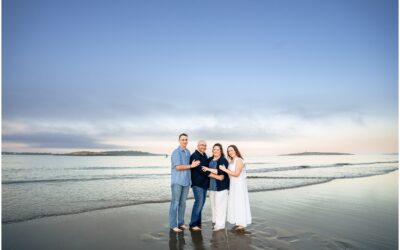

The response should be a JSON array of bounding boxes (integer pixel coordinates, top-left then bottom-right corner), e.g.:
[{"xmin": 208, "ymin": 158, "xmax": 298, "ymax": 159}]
[{"xmin": 3, "ymin": 0, "xmax": 398, "ymax": 156}]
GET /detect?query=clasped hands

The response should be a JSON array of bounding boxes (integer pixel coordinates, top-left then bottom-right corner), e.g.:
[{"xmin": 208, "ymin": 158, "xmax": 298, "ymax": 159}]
[
  {"xmin": 201, "ymin": 165, "xmax": 227, "ymax": 172},
  {"xmin": 201, "ymin": 165, "xmax": 226, "ymax": 181}
]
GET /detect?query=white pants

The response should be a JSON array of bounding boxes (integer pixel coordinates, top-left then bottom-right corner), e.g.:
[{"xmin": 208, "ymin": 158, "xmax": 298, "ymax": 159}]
[{"xmin": 210, "ymin": 189, "xmax": 228, "ymax": 229}]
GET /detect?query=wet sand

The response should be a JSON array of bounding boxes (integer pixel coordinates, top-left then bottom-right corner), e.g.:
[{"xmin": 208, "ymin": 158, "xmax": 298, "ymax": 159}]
[{"xmin": 3, "ymin": 171, "xmax": 398, "ymax": 250}]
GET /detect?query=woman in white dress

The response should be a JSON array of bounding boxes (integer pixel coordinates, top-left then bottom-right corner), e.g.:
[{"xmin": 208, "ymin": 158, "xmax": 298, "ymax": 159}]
[{"xmin": 219, "ymin": 145, "xmax": 252, "ymax": 230}]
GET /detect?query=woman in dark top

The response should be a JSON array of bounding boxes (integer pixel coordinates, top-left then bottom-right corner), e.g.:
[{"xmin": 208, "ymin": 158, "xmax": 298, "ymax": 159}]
[{"xmin": 202, "ymin": 143, "xmax": 230, "ymax": 231}]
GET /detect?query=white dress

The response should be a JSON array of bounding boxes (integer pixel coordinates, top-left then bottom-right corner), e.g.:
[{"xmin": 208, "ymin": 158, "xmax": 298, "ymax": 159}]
[{"xmin": 227, "ymin": 157, "xmax": 252, "ymax": 226}]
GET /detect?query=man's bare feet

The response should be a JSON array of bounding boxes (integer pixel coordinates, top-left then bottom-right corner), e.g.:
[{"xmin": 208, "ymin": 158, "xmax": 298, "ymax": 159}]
[
  {"xmin": 179, "ymin": 225, "xmax": 188, "ymax": 230},
  {"xmin": 171, "ymin": 227, "xmax": 182, "ymax": 233},
  {"xmin": 191, "ymin": 226, "xmax": 201, "ymax": 231}
]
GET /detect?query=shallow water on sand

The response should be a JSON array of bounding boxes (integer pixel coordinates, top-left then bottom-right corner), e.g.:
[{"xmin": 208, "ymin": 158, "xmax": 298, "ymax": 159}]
[
  {"xmin": 2, "ymin": 171, "xmax": 398, "ymax": 250},
  {"xmin": 156, "ymin": 171, "xmax": 398, "ymax": 250},
  {"xmin": 2, "ymin": 153, "xmax": 398, "ymax": 224}
]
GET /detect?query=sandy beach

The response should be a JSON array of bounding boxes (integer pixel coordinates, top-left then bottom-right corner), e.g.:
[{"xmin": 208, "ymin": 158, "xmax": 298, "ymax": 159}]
[{"xmin": 3, "ymin": 171, "xmax": 398, "ymax": 250}]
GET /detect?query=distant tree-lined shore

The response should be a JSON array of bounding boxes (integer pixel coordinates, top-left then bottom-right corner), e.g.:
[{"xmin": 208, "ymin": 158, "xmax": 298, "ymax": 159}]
[{"xmin": 2, "ymin": 150, "xmax": 167, "ymax": 157}]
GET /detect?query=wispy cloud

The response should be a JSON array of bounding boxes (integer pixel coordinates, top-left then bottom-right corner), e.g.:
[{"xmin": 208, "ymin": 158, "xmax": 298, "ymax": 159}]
[
  {"xmin": 2, "ymin": 132, "xmax": 122, "ymax": 149},
  {"xmin": 3, "ymin": 108, "xmax": 383, "ymax": 153}
]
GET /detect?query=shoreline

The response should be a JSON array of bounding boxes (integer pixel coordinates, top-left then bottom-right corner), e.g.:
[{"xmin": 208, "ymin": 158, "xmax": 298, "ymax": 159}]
[
  {"xmin": 3, "ymin": 170, "xmax": 398, "ymax": 250},
  {"xmin": 2, "ymin": 169, "xmax": 398, "ymax": 225}
]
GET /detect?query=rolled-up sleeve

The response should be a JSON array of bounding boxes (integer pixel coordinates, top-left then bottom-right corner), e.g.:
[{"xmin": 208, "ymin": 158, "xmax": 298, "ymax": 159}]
[
  {"xmin": 171, "ymin": 151, "xmax": 183, "ymax": 168},
  {"xmin": 217, "ymin": 158, "xmax": 229, "ymax": 175}
]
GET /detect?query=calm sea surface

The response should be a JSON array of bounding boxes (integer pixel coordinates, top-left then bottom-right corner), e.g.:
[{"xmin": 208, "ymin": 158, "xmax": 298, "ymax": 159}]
[{"xmin": 2, "ymin": 153, "xmax": 398, "ymax": 224}]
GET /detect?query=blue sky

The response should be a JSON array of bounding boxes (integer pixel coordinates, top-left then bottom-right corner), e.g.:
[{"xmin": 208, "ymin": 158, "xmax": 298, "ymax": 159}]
[{"xmin": 3, "ymin": 0, "xmax": 398, "ymax": 155}]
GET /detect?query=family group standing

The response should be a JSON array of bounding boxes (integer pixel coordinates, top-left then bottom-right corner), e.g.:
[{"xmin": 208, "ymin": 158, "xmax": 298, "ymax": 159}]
[{"xmin": 169, "ymin": 133, "xmax": 252, "ymax": 233}]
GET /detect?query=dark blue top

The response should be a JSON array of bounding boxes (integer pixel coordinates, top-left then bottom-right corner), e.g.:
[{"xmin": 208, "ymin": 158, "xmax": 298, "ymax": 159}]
[
  {"xmin": 190, "ymin": 150, "xmax": 210, "ymax": 189},
  {"xmin": 208, "ymin": 160, "xmax": 218, "ymax": 191},
  {"xmin": 207, "ymin": 156, "xmax": 230, "ymax": 191}
]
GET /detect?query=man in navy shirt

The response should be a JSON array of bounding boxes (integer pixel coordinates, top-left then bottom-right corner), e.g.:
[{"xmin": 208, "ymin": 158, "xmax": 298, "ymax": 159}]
[{"xmin": 189, "ymin": 140, "xmax": 224, "ymax": 231}]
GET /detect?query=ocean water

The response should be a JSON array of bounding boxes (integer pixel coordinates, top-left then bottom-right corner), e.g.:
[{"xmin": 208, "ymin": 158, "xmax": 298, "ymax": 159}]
[{"xmin": 2, "ymin": 153, "xmax": 398, "ymax": 224}]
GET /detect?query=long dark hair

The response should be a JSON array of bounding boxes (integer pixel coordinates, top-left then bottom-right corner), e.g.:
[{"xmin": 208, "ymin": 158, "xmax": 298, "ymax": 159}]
[
  {"xmin": 213, "ymin": 143, "xmax": 225, "ymax": 158},
  {"xmin": 227, "ymin": 144, "xmax": 243, "ymax": 160}
]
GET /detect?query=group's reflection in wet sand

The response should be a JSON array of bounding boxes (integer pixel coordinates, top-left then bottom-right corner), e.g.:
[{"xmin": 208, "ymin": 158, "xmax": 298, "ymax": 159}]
[
  {"xmin": 169, "ymin": 231, "xmax": 185, "ymax": 250},
  {"xmin": 211, "ymin": 229, "xmax": 252, "ymax": 250},
  {"xmin": 189, "ymin": 230, "xmax": 206, "ymax": 250},
  {"xmin": 168, "ymin": 228, "xmax": 251, "ymax": 250}
]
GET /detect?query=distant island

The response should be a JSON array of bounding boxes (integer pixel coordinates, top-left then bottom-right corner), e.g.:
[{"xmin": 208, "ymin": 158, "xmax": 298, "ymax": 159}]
[
  {"xmin": 2, "ymin": 152, "xmax": 53, "ymax": 155},
  {"xmin": 2, "ymin": 150, "xmax": 167, "ymax": 157},
  {"xmin": 63, "ymin": 150, "xmax": 166, "ymax": 156},
  {"xmin": 280, "ymin": 151, "xmax": 354, "ymax": 156}
]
